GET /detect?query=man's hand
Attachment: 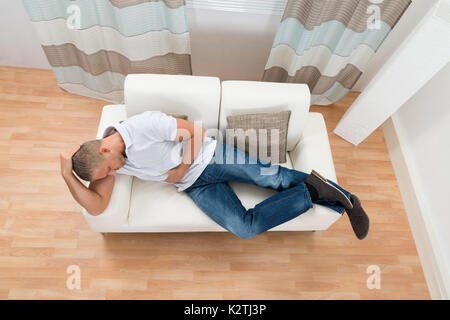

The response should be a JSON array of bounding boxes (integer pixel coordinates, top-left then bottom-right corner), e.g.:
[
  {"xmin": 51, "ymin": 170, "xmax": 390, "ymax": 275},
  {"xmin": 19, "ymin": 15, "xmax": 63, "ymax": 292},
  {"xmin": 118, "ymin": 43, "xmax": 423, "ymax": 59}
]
[
  {"xmin": 165, "ymin": 118, "xmax": 205, "ymax": 184},
  {"xmin": 165, "ymin": 164, "xmax": 189, "ymax": 183},
  {"xmin": 60, "ymin": 143, "xmax": 81, "ymax": 178}
]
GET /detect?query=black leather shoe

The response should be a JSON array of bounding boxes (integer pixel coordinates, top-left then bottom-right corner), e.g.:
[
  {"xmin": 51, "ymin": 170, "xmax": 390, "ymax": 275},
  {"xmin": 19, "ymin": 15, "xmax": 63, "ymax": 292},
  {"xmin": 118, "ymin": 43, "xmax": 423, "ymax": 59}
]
[
  {"xmin": 305, "ymin": 170, "xmax": 353, "ymax": 210},
  {"xmin": 346, "ymin": 194, "xmax": 370, "ymax": 240}
]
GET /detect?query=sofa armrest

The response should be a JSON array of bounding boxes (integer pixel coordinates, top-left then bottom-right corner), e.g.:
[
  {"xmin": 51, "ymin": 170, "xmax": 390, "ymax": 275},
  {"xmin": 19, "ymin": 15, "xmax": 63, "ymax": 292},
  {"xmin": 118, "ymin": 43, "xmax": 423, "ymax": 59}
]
[
  {"xmin": 289, "ymin": 112, "xmax": 338, "ymax": 183},
  {"xmin": 82, "ymin": 174, "xmax": 133, "ymax": 232},
  {"xmin": 81, "ymin": 104, "xmax": 132, "ymax": 232}
]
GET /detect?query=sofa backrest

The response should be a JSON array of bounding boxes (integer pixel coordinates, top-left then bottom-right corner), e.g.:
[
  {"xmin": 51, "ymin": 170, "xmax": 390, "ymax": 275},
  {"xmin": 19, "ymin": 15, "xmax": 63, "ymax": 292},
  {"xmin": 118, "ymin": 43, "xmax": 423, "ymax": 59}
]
[
  {"xmin": 124, "ymin": 74, "xmax": 221, "ymax": 130},
  {"xmin": 219, "ymin": 80, "xmax": 311, "ymax": 152},
  {"xmin": 123, "ymin": 74, "xmax": 311, "ymax": 150}
]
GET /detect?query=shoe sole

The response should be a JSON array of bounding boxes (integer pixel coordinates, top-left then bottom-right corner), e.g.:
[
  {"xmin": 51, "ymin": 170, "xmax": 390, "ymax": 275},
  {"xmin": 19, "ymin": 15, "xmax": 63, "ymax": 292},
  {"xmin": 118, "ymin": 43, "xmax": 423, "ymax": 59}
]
[
  {"xmin": 347, "ymin": 194, "xmax": 369, "ymax": 240},
  {"xmin": 311, "ymin": 170, "xmax": 353, "ymax": 210}
]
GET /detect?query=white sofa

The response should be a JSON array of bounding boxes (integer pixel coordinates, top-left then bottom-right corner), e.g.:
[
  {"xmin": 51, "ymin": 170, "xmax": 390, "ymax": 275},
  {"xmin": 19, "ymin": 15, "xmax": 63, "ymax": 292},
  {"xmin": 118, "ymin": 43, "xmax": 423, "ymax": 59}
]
[{"xmin": 82, "ymin": 74, "xmax": 342, "ymax": 234}]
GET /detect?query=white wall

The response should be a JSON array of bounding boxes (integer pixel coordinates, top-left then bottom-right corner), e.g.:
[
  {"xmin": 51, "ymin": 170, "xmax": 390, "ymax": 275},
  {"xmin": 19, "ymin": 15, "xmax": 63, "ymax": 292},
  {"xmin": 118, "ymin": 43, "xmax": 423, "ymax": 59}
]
[
  {"xmin": 392, "ymin": 62, "xmax": 450, "ymax": 289},
  {"xmin": 0, "ymin": 1, "xmax": 50, "ymax": 69},
  {"xmin": 354, "ymin": 0, "xmax": 439, "ymax": 91},
  {"xmin": 187, "ymin": 7, "xmax": 281, "ymax": 81}
]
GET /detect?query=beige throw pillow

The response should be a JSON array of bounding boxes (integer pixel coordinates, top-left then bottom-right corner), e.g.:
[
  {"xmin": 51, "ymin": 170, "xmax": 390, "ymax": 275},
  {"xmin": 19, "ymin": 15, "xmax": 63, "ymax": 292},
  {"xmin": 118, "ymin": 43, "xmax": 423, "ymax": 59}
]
[{"xmin": 226, "ymin": 110, "xmax": 291, "ymax": 164}]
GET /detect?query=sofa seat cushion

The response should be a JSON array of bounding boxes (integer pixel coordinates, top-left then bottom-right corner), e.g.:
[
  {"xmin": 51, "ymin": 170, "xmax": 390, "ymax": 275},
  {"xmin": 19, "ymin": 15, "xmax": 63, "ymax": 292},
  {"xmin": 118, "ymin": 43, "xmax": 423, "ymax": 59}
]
[{"xmin": 127, "ymin": 152, "xmax": 341, "ymax": 232}]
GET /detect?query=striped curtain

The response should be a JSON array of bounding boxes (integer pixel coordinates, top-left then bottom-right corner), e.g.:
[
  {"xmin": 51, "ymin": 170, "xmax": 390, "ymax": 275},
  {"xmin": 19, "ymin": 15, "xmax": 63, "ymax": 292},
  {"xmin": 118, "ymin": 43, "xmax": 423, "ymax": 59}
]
[
  {"xmin": 22, "ymin": 0, "xmax": 192, "ymax": 103},
  {"xmin": 263, "ymin": 0, "xmax": 411, "ymax": 105}
]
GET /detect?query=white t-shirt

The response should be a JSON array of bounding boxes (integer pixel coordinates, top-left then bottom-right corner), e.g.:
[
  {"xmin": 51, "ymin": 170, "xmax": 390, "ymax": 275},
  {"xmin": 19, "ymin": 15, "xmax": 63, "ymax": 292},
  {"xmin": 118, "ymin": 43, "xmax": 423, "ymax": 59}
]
[{"xmin": 102, "ymin": 111, "xmax": 217, "ymax": 192}]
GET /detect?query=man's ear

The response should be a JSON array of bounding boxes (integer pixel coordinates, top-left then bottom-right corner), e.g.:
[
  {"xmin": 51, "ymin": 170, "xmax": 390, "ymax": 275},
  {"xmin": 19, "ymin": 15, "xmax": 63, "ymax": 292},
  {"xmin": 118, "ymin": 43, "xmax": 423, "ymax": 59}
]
[{"xmin": 99, "ymin": 146, "xmax": 110, "ymax": 154}]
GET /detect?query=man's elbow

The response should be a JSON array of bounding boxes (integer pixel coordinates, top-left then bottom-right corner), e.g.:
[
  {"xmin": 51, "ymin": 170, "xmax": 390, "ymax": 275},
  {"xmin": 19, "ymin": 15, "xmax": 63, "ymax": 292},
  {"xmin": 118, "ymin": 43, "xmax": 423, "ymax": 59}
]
[
  {"xmin": 86, "ymin": 203, "xmax": 107, "ymax": 216},
  {"xmin": 88, "ymin": 210, "xmax": 103, "ymax": 216},
  {"xmin": 86, "ymin": 209, "xmax": 102, "ymax": 216}
]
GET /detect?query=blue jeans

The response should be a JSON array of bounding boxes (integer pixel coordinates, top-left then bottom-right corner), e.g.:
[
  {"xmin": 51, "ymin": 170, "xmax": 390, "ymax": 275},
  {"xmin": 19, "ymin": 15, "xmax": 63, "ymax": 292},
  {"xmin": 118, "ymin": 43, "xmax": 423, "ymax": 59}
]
[{"xmin": 184, "ymin": 142, "xmax": 352, "ymax": 239}]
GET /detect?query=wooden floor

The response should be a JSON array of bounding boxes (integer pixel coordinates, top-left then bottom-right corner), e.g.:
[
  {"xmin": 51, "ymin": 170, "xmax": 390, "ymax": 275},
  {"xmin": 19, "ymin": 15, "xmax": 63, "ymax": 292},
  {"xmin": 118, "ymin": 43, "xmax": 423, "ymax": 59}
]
[{"xmin": 0, "ymin": 66, "xmax": 430, "ymax": 299}]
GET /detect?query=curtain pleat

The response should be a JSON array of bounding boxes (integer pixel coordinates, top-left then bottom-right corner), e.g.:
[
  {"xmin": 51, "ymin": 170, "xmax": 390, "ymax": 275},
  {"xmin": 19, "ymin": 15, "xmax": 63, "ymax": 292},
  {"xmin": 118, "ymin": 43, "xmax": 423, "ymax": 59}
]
[
  {"xmin": 262, "ymin": 0, "xmax": 411, "ymax": 105},
  {"xmin": 22, "ymin": 0, "xmax": 192, "ymax": 103}
]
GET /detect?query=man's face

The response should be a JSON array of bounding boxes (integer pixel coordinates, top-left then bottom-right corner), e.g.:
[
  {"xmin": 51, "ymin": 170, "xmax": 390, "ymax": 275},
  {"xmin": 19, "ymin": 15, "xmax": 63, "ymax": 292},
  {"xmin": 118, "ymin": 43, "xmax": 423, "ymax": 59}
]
[{"xmin": 92, "ymin": 149, "xmax": 126, "ymax": 181}]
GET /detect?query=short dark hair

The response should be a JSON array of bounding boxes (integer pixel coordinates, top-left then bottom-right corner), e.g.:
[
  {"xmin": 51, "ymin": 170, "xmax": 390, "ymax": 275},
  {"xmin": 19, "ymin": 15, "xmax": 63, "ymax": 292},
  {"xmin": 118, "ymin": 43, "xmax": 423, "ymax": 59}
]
[{"xmin": 72, "ymin": 140, "xmax": 104, "ymax": 181}]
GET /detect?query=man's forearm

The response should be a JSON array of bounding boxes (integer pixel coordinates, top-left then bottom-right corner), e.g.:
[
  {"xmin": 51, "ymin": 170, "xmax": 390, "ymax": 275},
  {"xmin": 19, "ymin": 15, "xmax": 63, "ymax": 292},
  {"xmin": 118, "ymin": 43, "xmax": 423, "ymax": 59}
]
[{"xmin": 63, "ymin": 172, "xmax": 104, "ymax": 215}]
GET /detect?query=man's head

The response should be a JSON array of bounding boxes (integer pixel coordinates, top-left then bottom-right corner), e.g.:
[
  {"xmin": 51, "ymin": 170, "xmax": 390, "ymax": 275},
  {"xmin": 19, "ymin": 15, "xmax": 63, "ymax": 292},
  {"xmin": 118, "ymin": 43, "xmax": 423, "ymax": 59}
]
[{"xmin": 72, "ymin": 139, "xmax": 126, "ymax": 182}]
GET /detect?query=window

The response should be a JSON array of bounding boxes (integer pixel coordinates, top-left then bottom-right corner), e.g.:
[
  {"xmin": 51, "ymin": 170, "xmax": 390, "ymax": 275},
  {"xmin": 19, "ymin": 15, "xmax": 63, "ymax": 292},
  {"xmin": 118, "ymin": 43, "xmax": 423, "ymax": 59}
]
[{"xmin": 186, "ymin": 0, "xmax": 288, "ymax": 15}]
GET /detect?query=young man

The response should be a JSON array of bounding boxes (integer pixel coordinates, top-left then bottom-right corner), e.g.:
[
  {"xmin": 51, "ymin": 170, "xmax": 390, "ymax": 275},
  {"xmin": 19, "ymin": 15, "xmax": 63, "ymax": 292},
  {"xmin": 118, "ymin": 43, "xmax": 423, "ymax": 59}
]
[{"xmin": 60, "ymin": 111, "xmax": 369, "ymax": 240}]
